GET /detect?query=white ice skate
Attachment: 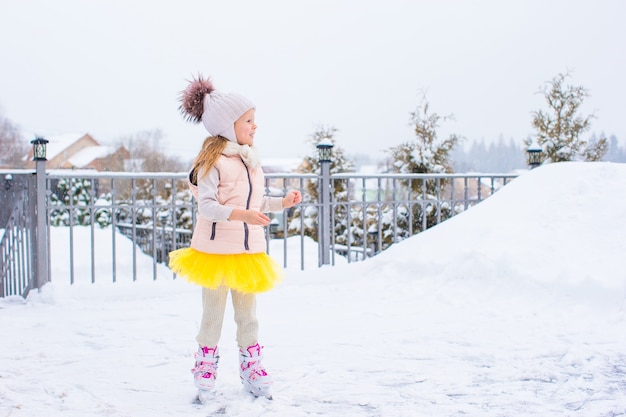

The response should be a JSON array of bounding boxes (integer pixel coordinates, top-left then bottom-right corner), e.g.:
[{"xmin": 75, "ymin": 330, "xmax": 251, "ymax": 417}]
[
  {"xmin": 192, "ymin": 346, "xmax": 219, "ymax": 403},
  {"xmin": 239, "ymin": 343, "xmax": 273, "ymax": 400}
]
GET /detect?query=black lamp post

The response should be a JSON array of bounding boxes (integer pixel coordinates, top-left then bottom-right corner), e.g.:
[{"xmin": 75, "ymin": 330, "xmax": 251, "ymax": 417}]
[
  {"xmin": 526, "ymin": 143, "xmax": 543, "ymax": 169},
  {"xmin": 316, "ymin": 138, "xmax": 334, "ymax": 163},
  {"xmin": 31, "ymin": 137, "xmax": 49, "ymax": 161}
]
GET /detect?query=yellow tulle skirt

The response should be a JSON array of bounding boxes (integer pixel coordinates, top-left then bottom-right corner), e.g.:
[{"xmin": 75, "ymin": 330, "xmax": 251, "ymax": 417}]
[{"xmin": 168, "ymin": 248, "xmax": 283, "ymax": 294}]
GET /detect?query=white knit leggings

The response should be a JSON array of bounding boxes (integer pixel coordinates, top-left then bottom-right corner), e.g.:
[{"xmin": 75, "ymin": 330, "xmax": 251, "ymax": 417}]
[{"xmin": 196, "ymin": 285, "xmax": 258, "ymax": 350}]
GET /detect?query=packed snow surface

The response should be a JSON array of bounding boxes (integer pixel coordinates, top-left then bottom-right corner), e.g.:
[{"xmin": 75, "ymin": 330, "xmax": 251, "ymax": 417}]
[{"xmin": 1, "ymin": 162, "xmax": 625, "ymax": 416}]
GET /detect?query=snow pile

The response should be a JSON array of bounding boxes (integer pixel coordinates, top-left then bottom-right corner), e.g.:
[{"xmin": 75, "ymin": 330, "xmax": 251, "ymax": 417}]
[{"xmin": 1, "ymin": 162, "xmax": 625, "ymax": 416}]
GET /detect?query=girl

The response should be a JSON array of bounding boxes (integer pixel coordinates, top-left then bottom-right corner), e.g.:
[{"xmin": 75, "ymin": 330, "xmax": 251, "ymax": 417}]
[{"xmin": 169, "ymin": 76, "xmax": 301, "ymax": 400}]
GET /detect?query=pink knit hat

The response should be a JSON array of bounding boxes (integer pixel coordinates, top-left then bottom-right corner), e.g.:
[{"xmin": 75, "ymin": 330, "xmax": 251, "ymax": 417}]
[{"xmin": 179, "ymin": 75, "xmax": 254, "ymax": 142}]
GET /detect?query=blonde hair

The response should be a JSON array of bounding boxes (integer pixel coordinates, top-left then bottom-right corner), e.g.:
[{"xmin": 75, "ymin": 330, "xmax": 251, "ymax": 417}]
[{"xmin": 190, "ymin": 136, "xmax": 228, "ymax": 184}]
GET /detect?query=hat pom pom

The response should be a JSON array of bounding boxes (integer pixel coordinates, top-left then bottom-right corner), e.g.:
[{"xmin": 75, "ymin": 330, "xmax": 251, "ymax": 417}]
[{"xmin": 179, "ymin": 75, "xmax": 215, "ymax": 123}]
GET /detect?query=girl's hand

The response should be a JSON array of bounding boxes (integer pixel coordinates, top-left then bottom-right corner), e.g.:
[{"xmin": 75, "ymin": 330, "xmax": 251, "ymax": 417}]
[
  {"xmin": 229, "ymin": 209, "xmax": 270, "ymax": 226},
  {"xmin": 282, "ymin": 190, "xmax": 302, "ymax": 209}
]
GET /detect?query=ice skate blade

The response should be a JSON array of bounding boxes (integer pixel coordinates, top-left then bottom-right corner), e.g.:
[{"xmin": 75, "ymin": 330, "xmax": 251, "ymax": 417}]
[
  {"xmin": 242, "ymin": 380, "xmax": 273, "ymax": 400},
  {"xmin": 248, "ymin": 389, "xmax": 273, "ymax": 400},
  {"xmin": 194, "ymin": 389, "xmax": 214, "ymax": 405}
]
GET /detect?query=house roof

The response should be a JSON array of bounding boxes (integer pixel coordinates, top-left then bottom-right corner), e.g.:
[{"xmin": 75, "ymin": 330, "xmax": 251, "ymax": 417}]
[
  {"xmin": 45, "ymin": 133, "xmax": 94, "ymax": 160},
  {"xmin": 67, "ymin": 145, "xmax": 117, "ymax": 167}
]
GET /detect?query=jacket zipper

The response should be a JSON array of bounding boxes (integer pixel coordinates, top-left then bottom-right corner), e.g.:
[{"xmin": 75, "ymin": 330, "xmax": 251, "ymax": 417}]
[{"xmin": 243, "ymin": 159, "xmax": 252, "ymax": 251}]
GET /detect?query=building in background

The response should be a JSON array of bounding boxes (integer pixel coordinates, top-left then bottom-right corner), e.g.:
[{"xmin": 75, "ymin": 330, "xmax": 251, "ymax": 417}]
[{"xmin": 24, "ymin": 133, "xmax": 129, "ymax": 171}]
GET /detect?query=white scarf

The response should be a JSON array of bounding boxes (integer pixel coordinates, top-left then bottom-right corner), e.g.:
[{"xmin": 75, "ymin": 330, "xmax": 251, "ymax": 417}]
[{"xmin": 222, "ymin": 142, "xmax": 262, "ymax": 170}]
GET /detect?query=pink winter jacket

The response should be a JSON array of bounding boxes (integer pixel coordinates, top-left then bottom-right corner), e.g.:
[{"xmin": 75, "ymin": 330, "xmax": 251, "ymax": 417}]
[{"xmin": 188, "ymin": 154, "xmax": 283, "ymax": 254}]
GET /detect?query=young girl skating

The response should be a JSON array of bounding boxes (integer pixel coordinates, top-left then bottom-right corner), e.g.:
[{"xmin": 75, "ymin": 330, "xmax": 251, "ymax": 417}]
[{"xmin": 169, "ymin": 75, "xmax": 301, "ymax": 400}]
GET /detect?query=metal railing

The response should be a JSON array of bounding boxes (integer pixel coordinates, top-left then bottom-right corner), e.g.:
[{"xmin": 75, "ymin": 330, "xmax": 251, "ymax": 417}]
[
  {"xmin": 0, "ymin": 172, "xmax": 36, "ymax": 297},
  {"xmin": 0, "ymin": 168, "xmax": 518, "ymax": 296},
  {"xmin": 325, "ymin": 172, "xmax": 517, "ymax": 263}
]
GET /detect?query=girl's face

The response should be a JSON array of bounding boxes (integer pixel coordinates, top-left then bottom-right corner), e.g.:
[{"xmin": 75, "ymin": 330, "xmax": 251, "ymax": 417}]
[{"xmin": 234, "ymin": 108, "xmax": 256, "ymax": 146}]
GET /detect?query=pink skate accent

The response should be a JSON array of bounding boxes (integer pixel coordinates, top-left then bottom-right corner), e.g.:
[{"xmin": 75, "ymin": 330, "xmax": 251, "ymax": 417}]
[
  {"xmin": 245, "ymin": 343, "xmax": 262, "ymax": 357},
  {"xmin": 201, "ymin": 346, "xmax": 217, "ymax": 356}
]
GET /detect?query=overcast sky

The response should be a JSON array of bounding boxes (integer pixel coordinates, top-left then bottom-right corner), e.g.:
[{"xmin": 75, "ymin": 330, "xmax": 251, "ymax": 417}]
[{"xmin": 1, "ymin": 0, "xmax": 624, "ymax": 162}]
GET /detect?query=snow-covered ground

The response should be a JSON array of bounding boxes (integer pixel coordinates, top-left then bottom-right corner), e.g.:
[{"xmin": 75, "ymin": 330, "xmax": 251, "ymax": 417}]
[{"xmin": 1, "ymin": 162, "xmax": 625, "ymax": 417}]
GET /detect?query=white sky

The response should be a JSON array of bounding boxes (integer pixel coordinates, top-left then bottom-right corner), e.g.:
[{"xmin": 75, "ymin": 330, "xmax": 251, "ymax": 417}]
[{"xmin": 1, "ymin": 0, "xmax": 625, "ymax": 161}]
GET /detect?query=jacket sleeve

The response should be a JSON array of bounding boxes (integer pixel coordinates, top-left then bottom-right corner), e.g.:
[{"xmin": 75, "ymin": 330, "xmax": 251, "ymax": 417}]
[
  {"xmin": 259, "ymin": 196, "xmax": 284, "ymax": 213},
  {"xmin": 197, "ymin": 167, "xmax": 234, "ymax": 222}
]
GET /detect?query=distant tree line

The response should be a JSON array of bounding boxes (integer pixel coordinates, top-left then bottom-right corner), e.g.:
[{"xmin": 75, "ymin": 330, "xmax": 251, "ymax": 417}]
[
  {"xmin": 450, "ymin": 137, "xmax": 527, "ymax": 173},
  {"xmin": 449, "ymin": 133, "xmax": 626, "ymax": 173}
]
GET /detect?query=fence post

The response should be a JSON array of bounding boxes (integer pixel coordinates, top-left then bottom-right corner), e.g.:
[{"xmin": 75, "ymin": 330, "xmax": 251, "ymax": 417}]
[
  {"xmin": 317, "ymin": 140, "xmax": 334, "ymax": 265},
  {"xmin": 31, "ymin": 138, "xmax": 49, "ymax": 292}
]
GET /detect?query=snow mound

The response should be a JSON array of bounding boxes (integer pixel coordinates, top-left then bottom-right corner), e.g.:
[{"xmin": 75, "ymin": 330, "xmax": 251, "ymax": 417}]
[{"xmin": 354, "ymin": 162, "xmax": 626, "ymax": 303}]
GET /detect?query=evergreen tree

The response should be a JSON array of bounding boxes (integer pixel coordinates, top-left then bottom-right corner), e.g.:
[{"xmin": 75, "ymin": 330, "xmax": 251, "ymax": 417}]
[
  {"xmin": 49, "ymin": 178, "xmax": 96, "ymax": 226},
  {"xmin": 387, "ymin": 94, "xmax": 461, "ymax": 235},
  {"xmin": 389, "ymin": 96, "xmax": 459, "ymax": 177},
  {"xmin": 528, "ymin": 72, "xmax": 608, "ymax": 163}
]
